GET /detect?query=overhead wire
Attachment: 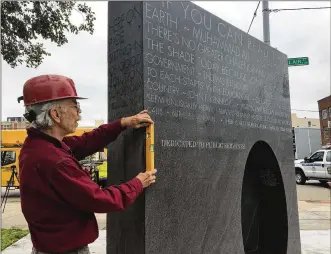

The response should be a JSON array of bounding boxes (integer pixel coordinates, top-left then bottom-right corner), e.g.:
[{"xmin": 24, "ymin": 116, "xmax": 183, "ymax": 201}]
[
  {"xmin": 247, "ymin": 1, "xmax": 261, "ymax": 34},
  {"xmin": 264, "ymin": 6, "xmax": 331, "ymax": 13},
  {"xmin": 245, "ymin": 3, "xmax": 326, "ymax": 115},
  {"xmin": 246, "ymin": 3, "xmax": 327, "ymax": 114},
  {"xmin": 291, "ymin": 109, "xmax": 319, "ymax": 112}
]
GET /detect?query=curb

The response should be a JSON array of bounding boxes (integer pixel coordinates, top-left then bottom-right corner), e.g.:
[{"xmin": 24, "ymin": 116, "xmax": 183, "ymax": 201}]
[{"xmin": 304, "ymin": 200, "xmax": 331, "ymax": 204}]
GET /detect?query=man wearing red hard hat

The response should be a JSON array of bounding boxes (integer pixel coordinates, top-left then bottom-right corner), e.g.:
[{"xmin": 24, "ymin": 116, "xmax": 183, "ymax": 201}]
[{"xmin": 17, "ymin": 74, "xmax": 157, "ymax": 254}]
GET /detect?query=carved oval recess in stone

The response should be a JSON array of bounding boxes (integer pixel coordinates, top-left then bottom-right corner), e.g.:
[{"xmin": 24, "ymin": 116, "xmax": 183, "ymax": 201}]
[{"xmin": 241, "ymin": 141, "xmax": 288, "ymax": 254}]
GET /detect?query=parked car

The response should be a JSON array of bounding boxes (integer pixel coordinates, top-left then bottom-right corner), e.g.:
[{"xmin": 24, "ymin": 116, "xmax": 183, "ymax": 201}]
[{"xmin": 295, "ymin": 149, "xmax": 331, "ymax": 185}]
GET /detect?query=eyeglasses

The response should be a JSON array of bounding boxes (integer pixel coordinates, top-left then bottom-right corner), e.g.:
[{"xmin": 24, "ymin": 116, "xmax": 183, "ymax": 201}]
[
  {"xmin": 65, "ymin": 102, "xmax": 81, "ymax": 113},
  {"xmin": 73, "ymin": 102, "xmax": 81, "ymax": 113}
]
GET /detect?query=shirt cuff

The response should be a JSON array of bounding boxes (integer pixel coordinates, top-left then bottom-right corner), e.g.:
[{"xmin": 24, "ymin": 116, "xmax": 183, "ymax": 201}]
[
  {"xmin": 119, "ymin": 118, "xmax": 127, "ymax": 130},
  {"xmin": 128, "ymin": 177, "xmax": 144, "ymax": 195}
]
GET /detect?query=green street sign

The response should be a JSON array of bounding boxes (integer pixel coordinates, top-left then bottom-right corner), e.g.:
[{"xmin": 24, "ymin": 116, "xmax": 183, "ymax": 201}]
[{"xmin": 288, "ymin": 57, "xmax": 309, "ymax": 66}]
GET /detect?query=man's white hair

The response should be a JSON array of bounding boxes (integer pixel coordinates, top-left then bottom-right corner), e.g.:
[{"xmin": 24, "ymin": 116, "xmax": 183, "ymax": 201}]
[{"xmin": 25, "ymin": 101, "xmax": 67, "ymax": 129}]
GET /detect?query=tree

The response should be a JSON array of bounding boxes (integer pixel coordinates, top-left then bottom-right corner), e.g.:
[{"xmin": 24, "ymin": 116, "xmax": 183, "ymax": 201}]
[{"xmin": 1, "ymin": 1, "xmax": 96, "ymax": 68}]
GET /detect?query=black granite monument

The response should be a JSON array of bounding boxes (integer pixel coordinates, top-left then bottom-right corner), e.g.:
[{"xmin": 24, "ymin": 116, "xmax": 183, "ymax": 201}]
[{"xmin": 107, "ymin": 1, "xmax": 301, "ymax": 253}]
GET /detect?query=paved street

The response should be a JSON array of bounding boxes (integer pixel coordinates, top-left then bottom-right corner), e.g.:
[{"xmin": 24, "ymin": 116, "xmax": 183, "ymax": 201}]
[{"xmin": 296, "ymin": 180, "xmax": 331, "ymax": 202}]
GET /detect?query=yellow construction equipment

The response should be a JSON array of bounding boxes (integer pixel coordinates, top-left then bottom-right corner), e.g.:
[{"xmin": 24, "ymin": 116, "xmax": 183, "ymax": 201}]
[{"xmin": 1, "ymin": 128, "xmax": 107, "ymax": 188}]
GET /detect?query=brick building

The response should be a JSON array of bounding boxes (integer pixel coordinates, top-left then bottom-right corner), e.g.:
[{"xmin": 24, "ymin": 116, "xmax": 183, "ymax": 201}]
[{"xmin": 318, "ymin": 95, "xmax": 331, "ymax": 147}]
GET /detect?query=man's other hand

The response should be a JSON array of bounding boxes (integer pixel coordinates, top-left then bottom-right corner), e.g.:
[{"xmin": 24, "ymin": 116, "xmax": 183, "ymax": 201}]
[
  {"xmin": 136, "ymin": 169, "xmax": 157, "ymax": 188},
  {"xmin": 121, "ymin": 110, "xmax": 154, "ymax": 129}
]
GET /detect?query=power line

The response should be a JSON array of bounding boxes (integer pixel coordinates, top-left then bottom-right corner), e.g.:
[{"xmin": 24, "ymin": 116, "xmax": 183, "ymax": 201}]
[
  {"xmin": 264, "ymin": 6, "xmax": 331, "ymax": 13},
  {"xmin": 247, "ymin": 1, "xmax": 261, "ymax": 34},
  {"xmin": 291, "ymin": 109, "xmax": 319, "ymax": 113}
]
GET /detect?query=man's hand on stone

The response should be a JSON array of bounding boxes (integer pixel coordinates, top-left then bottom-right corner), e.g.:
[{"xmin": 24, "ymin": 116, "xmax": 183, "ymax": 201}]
[
  {"xmin": 136, "ymin": 169, "xmax": 157, "ymax": 188},
  {"xmin": 121, "ymin": 110, "xmax": 154, "ymax": 129}
]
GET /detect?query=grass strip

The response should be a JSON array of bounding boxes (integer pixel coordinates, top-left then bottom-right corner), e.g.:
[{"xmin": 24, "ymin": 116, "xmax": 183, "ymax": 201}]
[{"xmin": 1, "ymin": 228, "xmax": 29, "ymax": 251}]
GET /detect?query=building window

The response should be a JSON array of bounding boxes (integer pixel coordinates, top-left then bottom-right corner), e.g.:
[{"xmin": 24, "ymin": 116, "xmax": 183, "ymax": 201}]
[
  {"xmin": 322, "ymin": 109, "xmax": 328, "ymax": 119},
  {"xmin": 329, "ymin": 107, "xmax": 331, "ymax": 117},
  {"xmin": 308, "ymin": 121, "xmax": 311, "ymax": 127},
  {"xmin": 324, "ymin": 128, "xmax": 329, "ymax": 139}
]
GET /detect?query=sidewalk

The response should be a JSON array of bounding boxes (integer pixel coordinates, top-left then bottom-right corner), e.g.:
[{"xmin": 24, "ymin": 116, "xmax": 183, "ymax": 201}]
[
  {"xmin": 300, "ymin": 230, "xmax": 331, "ymax": 254},
  {"xmin": 298, "ymin": 200, "xmax": 331, "ymax": 230},
  {"xmin": 2, "ymin": 199, "xmax": 330, "ymax": 231},
  {"xmin": 2, "ymin": 229, "xmax": 330, "ymax": 254},
  {"xmin": 2, "ymin": 190, "xmax": 330, "ymax": 253}
]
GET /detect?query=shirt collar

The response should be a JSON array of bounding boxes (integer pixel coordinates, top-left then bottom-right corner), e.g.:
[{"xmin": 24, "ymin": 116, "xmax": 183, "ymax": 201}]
[{"xmin": 26, "ymin": 127, "xmax": 71, "ymax": 151}]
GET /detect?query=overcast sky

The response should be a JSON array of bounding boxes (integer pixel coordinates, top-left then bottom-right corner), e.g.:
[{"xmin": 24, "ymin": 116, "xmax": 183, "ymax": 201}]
[{"xmin": 1, "ymin": 1, "xmax": 330, "ymax": 126}]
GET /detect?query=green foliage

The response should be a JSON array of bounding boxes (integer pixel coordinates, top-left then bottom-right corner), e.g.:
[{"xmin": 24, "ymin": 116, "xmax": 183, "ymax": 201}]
[
  {"xmin": 1, "ymin": 228, "xmax": 29, "ymax": 251},
  {"xmin": 1, "ymin": 1, "xmax": 96, "ymax": 68}
]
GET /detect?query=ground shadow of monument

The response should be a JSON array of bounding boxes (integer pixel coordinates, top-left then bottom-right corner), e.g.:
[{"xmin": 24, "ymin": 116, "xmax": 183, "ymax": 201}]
[{"xmin": 241, "ymin": 141, "xmax": 288, "ymax": 254}]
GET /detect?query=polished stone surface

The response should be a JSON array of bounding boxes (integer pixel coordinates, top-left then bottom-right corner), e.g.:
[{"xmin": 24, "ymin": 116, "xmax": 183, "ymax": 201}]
[{"xmin": 107, "ymin": 1, "xmax": 301, "ymax": 253}]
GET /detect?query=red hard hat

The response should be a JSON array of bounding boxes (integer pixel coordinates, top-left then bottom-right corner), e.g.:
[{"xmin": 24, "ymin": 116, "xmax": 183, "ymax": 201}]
[{"xmin": 18, "ymin": 74, "xmax": 87, "ymax": 106}]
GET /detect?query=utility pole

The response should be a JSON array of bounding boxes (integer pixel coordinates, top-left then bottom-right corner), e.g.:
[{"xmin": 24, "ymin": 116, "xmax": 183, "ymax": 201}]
[{"xmin": 262, "ymin": 1, "xmax": 271, "ymax": 45}]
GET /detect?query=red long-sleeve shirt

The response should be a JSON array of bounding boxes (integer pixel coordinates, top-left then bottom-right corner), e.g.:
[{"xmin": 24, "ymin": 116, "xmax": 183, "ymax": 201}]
[{"xmin": 19, "ymin": 120, "xmax": 143, "ymax": 253}]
